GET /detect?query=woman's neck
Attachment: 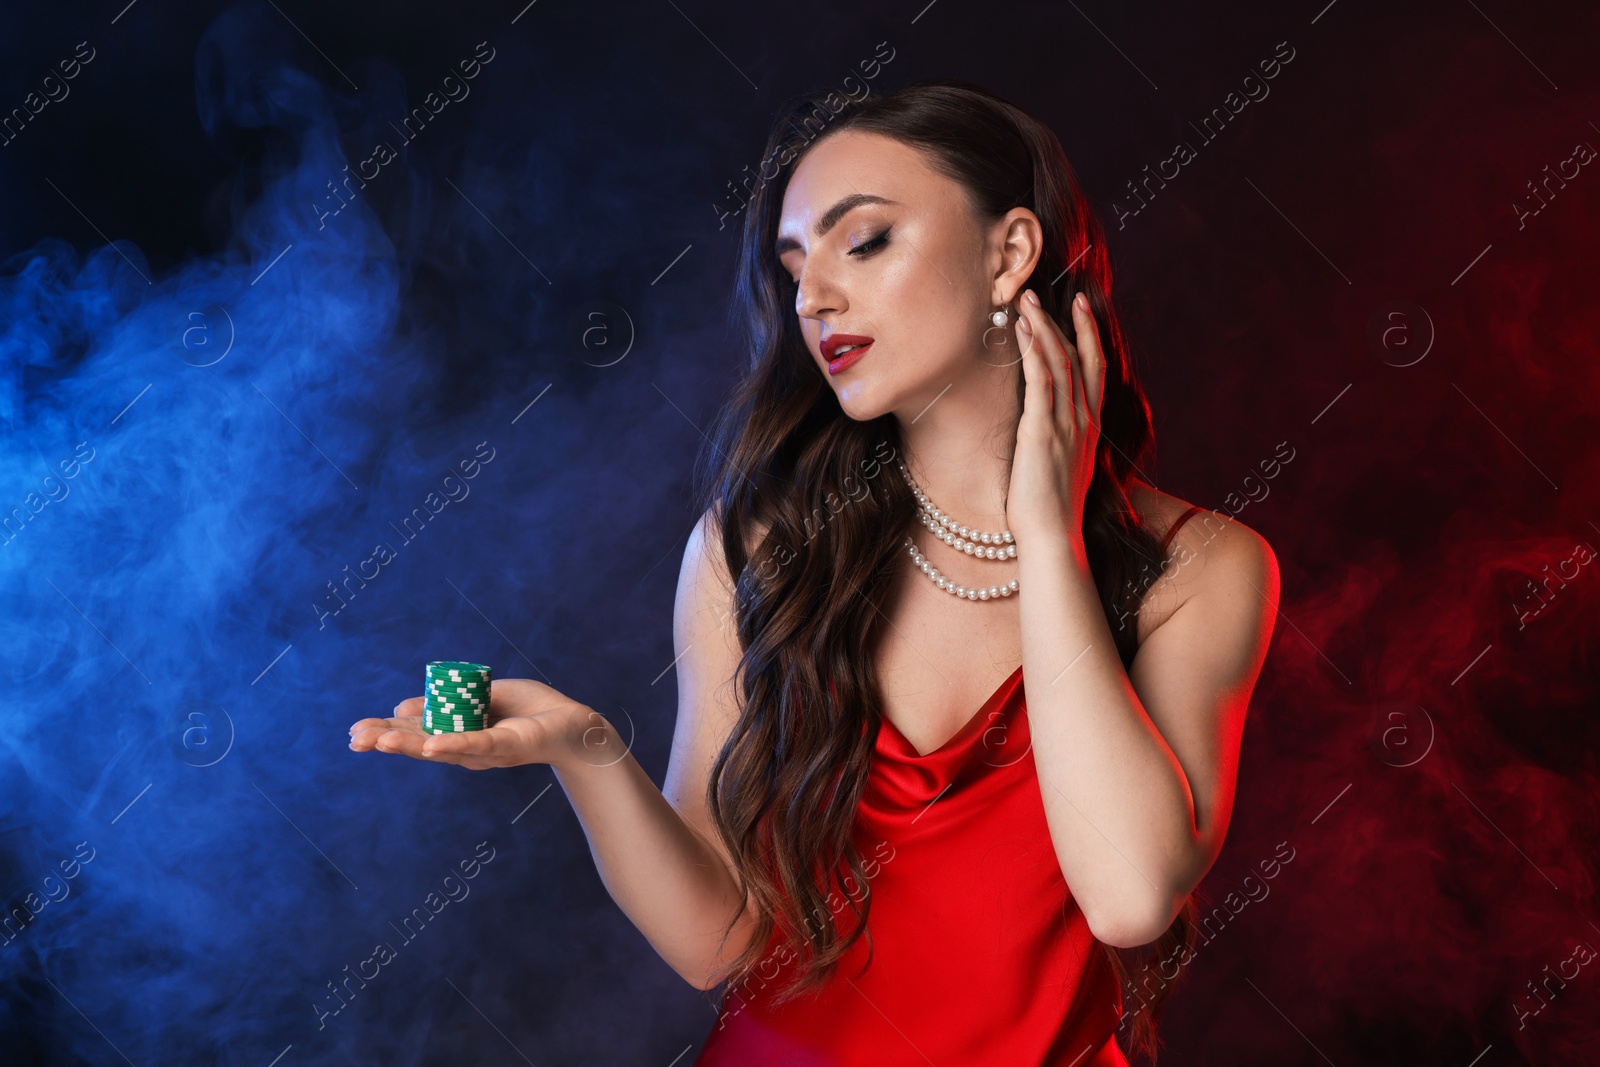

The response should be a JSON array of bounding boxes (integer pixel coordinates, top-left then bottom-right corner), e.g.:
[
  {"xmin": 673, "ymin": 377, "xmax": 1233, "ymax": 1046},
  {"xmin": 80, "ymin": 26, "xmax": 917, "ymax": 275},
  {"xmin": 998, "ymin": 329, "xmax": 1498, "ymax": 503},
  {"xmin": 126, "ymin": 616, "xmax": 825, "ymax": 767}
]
[{"xmin": 896, "ymin": 383, "xmax": 1019, "ymax": 527}]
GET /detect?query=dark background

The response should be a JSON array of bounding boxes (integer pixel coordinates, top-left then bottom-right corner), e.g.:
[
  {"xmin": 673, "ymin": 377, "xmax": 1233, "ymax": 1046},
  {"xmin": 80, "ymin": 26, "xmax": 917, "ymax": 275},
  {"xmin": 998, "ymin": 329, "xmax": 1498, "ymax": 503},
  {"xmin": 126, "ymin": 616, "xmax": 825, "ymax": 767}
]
[{"xmin": 2, "ymin": 0, "xmax": 1597, "ymax": 1064}]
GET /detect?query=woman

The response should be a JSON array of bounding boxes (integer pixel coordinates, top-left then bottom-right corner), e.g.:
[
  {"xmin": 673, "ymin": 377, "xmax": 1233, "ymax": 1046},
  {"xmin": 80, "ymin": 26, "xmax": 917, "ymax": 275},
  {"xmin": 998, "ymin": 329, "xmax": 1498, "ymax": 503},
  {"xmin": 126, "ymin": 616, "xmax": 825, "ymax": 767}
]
[{"xmin": 349, "ymin": 79, "xmax": 1279, "ymax": 1066}]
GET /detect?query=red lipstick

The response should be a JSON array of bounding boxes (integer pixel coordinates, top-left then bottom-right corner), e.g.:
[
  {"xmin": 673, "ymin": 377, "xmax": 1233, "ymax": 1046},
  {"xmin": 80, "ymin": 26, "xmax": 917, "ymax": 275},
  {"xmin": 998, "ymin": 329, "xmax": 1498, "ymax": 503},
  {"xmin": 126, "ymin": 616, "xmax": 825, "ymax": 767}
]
[{"xmin": 822, "ymin": 333, "xmax": 875, "ymax": 375}]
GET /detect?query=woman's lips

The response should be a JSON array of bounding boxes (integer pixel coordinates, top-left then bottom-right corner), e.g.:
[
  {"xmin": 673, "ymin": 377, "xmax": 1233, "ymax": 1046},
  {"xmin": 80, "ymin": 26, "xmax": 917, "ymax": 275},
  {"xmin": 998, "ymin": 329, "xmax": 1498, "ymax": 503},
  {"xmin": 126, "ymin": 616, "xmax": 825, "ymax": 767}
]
[{"xmin": 827, "ymin": 341, "xmax": 873, "ymax": 375}]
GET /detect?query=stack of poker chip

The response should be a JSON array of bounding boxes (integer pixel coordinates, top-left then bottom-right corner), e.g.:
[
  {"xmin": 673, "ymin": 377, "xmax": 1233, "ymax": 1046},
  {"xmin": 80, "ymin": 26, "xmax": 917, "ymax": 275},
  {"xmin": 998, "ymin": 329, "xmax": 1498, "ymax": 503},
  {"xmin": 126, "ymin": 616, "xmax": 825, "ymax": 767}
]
[{"xmin": 424, "ymin": 661, "xmax": 491, "ymax": 733}]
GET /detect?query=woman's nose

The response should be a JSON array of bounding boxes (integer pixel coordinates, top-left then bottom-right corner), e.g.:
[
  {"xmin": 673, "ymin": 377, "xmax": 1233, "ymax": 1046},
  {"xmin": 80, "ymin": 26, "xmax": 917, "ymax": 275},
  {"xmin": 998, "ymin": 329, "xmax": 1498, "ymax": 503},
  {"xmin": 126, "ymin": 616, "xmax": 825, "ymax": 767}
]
[{"xmin": 794, "ymin": 270, "xmax": 841, "ymax": 319}]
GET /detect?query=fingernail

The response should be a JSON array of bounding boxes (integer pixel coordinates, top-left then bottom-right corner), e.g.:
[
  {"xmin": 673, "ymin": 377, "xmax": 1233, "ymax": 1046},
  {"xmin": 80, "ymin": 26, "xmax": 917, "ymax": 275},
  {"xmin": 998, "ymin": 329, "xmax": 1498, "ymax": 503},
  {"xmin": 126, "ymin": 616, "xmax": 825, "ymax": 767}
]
[
  {"xmin": 1075, "ymin": 291, "xmax": 1087, "ymax": 310},
  {"xmin": 1024, "ymin": 289, "xmax": 1040, "ymax": 306},
  {"xmin": 1016, "ymin": 315, "xmax": 1032, "ymax": 335}
]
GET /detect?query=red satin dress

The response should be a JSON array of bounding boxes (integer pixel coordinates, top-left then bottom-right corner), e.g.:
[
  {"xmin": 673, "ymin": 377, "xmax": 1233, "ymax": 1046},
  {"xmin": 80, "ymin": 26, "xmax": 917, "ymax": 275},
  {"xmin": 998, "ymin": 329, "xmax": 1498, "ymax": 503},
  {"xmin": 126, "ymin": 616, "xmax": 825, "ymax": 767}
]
[{"xmin": 693, "ymin": 505, "xmax": 1205, "ymax": 1066}]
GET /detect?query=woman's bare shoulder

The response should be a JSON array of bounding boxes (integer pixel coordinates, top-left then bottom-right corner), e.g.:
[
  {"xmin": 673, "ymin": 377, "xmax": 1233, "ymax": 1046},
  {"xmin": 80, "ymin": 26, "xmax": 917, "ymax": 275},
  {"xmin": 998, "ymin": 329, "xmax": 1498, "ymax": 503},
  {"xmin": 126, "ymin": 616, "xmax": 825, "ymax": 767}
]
[
  {"xmin": 1125, "ymin": 479, "xmax": 1268, "ymax": 556},
  {"xmin": 1123, "ymin": 480, "xmax": 1276, "ymax": 641},
  {"xmin": 1126, "ymin": 480, "xmax": 1196, "ymax": 543},
  {"xmin": 1126, "ymin": 479, "xmax": 1273, "ymax": 614},
  {"xmin": 694, "ymin": 505, "xmax": 776, "ymax": 571}
]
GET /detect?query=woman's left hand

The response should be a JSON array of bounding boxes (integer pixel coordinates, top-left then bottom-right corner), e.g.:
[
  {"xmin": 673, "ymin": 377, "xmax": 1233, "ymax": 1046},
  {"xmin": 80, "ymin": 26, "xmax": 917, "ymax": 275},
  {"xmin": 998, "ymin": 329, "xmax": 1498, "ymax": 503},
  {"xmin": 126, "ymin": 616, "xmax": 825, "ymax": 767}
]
[{"xmin": 1005, "ymin": 288, "xmax": 1106, "ymax": 553}]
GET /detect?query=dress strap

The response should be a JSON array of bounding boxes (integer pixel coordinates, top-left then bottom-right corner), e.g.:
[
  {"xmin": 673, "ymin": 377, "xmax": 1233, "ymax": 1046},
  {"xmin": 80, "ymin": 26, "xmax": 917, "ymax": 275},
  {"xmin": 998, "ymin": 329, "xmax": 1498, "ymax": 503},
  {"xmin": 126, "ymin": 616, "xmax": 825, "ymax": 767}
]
[{"xmin": 1159, "ymin": 504, "xmax": 1207, "ymax": 554}]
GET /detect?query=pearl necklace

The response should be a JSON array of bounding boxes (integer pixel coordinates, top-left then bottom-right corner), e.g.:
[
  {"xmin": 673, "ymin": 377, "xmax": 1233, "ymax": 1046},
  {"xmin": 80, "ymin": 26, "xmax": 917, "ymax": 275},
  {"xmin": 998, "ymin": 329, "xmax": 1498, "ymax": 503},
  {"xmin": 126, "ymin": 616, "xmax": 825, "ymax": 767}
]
[{"xmin": 897, "ymin": 461, "xmax": 1019, "ymax": 602}]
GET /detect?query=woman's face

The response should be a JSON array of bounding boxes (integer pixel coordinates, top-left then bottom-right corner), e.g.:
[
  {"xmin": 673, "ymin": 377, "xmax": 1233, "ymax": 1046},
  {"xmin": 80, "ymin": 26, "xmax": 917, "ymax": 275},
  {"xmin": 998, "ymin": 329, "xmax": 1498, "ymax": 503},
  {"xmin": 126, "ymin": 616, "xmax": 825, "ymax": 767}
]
[{"xmin": 776, "ymin": 130, "xmax": 1031, "ymax": 421}]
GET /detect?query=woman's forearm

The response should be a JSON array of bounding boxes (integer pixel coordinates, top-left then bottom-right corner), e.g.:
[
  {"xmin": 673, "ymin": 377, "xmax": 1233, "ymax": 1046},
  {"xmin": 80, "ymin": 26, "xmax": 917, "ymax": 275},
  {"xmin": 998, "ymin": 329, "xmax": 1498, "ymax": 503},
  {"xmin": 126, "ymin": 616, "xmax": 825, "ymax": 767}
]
[
  {"xmin": 1016, "ymin": 531, "xmax": 1199, "ymax": 943},
  {"xmin": 550, "ymin": 712, "xmax": 757, "ymax": 989}
]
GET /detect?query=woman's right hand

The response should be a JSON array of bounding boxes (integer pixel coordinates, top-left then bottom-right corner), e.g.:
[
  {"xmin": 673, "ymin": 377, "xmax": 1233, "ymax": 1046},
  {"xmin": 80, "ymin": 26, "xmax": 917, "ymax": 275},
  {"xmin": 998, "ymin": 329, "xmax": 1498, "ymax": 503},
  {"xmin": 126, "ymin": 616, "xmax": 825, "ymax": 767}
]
[{"xmin": 347, "ymin": 678, "xmax": 600, "ymax": 771}]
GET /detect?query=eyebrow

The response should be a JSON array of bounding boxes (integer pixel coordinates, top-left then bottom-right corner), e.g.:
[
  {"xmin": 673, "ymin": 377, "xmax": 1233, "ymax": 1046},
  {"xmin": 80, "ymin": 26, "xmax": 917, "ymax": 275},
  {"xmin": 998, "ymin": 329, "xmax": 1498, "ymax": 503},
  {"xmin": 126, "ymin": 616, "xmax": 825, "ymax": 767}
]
[{"xmin": 774, "ymin": 194, "xmax": 898, "ymax": 256}]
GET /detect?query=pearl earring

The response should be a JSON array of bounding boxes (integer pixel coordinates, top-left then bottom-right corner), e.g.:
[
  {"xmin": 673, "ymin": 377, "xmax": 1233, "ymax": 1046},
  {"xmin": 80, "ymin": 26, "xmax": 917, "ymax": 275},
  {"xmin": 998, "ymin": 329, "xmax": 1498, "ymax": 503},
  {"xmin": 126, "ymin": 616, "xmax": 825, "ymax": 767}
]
[{"xmin": 989, "ymin": 306, "xmax": 1010, "ymax": 327}]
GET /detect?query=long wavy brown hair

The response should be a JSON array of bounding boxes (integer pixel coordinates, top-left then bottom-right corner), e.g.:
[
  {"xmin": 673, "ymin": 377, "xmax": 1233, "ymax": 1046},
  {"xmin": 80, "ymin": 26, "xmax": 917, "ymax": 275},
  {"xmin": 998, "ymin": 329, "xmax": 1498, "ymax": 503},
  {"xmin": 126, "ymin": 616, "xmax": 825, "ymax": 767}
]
[{"xmin": 690, "ymin": 78, "xmax": 1202, "ymax": 1065}]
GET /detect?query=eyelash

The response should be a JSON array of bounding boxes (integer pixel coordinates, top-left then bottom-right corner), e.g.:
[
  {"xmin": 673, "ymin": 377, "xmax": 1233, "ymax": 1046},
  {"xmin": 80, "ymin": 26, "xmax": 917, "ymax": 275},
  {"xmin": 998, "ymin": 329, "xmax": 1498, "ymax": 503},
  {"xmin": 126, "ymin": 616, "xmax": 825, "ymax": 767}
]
[
  {"xmin": 848, "ymin": 228, "xmax": 891, "ymax": 257},
  {"xmin": 784, "ymin": 228, "xmax": 891, "ymax": 283}
]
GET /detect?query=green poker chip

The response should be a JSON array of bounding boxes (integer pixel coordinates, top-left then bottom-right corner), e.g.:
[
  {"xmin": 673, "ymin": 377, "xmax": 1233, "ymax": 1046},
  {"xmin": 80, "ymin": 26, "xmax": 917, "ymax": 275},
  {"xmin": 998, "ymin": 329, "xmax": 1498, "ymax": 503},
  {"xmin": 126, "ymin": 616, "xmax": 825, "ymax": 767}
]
[
  {"xmin": 427, "ymin": 660, "xmax": 491, "ymax": 673},
  {"xmin": 421, "ymin": 661, "xmax": 492, "ymax": 731}
]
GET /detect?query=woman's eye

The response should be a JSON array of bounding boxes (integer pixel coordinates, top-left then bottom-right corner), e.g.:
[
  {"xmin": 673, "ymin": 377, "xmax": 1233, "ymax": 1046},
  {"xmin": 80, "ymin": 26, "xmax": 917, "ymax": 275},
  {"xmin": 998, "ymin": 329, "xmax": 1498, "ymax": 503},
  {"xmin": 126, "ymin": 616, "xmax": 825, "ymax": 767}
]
[
  {"xmin": 848, "ymin": 229, "xmax": 890, "ymax": 257},
  {"xmin": 782, "ymin": 229, "xmax": 890, "ymax": 282}
]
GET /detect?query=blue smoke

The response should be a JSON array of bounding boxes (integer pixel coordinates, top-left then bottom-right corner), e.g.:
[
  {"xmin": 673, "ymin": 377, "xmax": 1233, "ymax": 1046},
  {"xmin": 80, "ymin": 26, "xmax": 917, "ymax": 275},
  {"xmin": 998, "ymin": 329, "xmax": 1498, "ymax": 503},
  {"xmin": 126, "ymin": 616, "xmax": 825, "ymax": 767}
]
[{"xmin": 1, "ymin": 2, "xmax": 718, "ymax": 1062}]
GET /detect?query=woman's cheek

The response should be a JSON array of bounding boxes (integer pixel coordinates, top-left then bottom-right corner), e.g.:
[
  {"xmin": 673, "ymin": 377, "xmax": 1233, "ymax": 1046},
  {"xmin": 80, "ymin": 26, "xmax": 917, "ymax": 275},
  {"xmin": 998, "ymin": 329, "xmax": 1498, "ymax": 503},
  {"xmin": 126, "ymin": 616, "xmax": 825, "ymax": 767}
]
[{"xmin": 904, "ymin": 280, "xmax": 970, "ymax": 368}]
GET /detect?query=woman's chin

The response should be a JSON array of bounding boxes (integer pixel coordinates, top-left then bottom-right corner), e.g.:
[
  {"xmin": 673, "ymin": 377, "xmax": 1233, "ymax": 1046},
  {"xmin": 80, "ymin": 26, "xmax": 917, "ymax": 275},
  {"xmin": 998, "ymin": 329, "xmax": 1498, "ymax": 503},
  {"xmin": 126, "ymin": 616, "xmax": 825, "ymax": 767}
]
[{"xmin": 833, "ymin": 384, "xmax": 891, "ymax": 422}]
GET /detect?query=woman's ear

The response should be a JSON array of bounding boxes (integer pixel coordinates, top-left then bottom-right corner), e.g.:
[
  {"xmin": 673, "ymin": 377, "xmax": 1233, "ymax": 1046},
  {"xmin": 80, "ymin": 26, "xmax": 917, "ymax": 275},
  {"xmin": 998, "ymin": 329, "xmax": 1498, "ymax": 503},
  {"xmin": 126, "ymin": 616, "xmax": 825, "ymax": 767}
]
[{"xmin": 992, "ymin": 207, "xmax": 1043, "ymax": 306}]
